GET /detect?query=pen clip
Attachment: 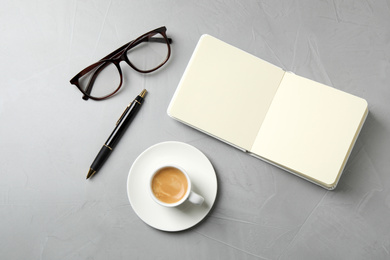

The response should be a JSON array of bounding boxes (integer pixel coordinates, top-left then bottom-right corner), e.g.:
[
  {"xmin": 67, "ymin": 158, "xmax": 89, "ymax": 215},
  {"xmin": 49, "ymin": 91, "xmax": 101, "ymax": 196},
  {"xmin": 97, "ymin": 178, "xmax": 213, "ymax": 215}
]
[{"xmin": 117, "ymin": 101, "xmax": 133, "ymax": 125}]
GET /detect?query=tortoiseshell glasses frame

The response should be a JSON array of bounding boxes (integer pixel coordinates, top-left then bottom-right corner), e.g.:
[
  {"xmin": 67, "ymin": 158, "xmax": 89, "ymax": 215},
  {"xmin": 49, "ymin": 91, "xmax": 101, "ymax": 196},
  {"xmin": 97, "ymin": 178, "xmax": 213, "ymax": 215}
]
[{"xmin": 70, "ymin": 26, "xmax": 172, "ymax": 100}]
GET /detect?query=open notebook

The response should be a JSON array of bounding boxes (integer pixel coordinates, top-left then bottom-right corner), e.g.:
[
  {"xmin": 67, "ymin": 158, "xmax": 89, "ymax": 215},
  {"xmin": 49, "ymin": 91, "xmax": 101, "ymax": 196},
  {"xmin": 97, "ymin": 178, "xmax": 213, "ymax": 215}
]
[{"xmin": 168, "ymin": 35, "xmax": 368, "ymax": 190}]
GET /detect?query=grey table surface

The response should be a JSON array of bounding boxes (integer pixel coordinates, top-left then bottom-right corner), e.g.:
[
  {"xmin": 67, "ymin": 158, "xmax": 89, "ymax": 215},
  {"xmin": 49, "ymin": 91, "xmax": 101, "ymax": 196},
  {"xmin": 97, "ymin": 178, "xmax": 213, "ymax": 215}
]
[{"xmin": 1, "ymin": 0, "xmax": 390, "ymax": 259}]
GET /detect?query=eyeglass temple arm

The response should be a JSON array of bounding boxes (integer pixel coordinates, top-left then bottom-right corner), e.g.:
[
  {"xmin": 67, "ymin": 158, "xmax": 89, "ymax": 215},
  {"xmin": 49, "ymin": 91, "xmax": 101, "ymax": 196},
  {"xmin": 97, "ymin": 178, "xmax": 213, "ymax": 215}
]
[
  {"xmin": 77, "ymin": 38, "xmax": 171, "ymax": 78},
  {"xmin": 100, "ymin": 37, "xmax": 172, "ymax": 61}
]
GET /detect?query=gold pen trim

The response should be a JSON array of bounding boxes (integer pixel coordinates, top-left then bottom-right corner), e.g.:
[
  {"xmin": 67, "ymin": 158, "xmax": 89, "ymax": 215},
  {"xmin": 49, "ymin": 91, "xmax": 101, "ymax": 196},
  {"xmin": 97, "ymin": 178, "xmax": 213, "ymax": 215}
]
[
  {"xmin": 104, "ymin": 144, "xmax": 112, "ymax": 150},
  {"xmin": 86, "ymin": 169, "xmax": 96, "ymax": 179},
  {"xmin": 139, "ymin": 89, "xmax": 147, "ymax": 98},
  {"xmin": 116, "ymin": 89, "xmax": 146, "ymax": 125},
  {"xmin": 116, "ymin": 102, "xmax": 133, "ymax": 125}
]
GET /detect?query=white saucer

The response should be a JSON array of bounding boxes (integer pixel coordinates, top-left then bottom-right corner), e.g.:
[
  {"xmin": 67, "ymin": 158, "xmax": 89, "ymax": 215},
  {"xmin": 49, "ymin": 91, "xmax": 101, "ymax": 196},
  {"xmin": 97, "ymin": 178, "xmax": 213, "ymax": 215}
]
[{"xmin": 127, "ymin": 141, "xmax": 218, "ymax": 232}]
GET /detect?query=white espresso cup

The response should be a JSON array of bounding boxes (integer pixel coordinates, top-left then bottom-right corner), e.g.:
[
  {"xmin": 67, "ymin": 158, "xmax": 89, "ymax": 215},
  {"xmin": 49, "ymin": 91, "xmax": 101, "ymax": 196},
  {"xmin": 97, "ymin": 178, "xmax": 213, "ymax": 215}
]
[{"xmin": 149, "ymin": 165, "xmax": 204, "ymax": 207}]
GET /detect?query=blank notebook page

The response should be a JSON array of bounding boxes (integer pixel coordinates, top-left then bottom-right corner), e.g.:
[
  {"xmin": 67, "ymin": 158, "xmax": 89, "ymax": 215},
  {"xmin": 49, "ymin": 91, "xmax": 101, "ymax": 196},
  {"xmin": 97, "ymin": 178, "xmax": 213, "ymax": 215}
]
[
  {"xmin": 168, "ymin": 35, "xmax": 285, "ymax": 151},
  {"xmin": 251, "ymin": 72, "xmax": 368, "ymax": 187}
]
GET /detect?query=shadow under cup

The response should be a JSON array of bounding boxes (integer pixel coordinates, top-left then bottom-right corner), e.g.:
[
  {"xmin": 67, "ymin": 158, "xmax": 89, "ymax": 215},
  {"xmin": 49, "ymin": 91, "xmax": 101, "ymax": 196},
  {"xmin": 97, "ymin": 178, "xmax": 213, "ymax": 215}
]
[{"xmin": 149, "ymin": 165, "xmax": 204, "ymax": 207}]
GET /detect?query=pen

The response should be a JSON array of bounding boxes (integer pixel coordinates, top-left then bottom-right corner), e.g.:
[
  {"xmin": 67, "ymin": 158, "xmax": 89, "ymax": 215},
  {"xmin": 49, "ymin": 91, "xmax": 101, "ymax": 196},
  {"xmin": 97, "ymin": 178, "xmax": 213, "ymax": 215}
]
[{"xmin": 86, "ymin": 89, "xmax": 147, "ymax": 179}]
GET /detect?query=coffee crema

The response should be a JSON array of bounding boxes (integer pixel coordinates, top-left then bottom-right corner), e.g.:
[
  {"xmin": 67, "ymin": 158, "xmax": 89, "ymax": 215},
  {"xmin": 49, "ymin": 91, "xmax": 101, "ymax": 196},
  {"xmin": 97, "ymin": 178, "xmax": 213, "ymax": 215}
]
[{"xmin": 151, "ymin": 167, "xmax": 188, "ymax": 204}]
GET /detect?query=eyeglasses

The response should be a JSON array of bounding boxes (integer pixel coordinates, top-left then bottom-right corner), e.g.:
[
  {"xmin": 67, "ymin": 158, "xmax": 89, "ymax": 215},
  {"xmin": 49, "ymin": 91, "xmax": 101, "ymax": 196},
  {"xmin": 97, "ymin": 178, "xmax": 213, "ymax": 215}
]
[{"xmin": 70, "ymin": 26, "xmax": 172, "ymax": 101}]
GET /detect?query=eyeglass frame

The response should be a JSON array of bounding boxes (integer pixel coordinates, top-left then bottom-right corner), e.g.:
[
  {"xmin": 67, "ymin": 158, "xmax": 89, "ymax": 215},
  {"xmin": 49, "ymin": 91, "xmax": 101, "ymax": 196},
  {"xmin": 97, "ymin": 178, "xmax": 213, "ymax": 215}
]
[{"xmin": 70, "ymin": 26, "xmax": 172, "ymax": 101}]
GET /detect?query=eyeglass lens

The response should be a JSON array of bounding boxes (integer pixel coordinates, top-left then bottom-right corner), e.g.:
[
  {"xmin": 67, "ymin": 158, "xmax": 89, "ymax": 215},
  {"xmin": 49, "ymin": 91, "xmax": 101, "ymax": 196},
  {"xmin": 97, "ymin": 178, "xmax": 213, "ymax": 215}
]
[
  {"xmin": 79, "ymin": 62, "xmax": 121, "ymax": 99},
  {"xmin": 127, "ymin": 32, "xmax": 170, "ymax": 72}
]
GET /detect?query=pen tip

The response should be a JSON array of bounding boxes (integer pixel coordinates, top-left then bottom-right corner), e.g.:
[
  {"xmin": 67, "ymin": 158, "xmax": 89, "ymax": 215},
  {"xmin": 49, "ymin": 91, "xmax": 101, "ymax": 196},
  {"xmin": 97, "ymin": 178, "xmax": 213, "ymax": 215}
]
[
  {"xmin": 139, "ymin": 89, "xmax": 147, "ymax": 98},
  {"xmin": 86, "ymin": 169, "xmax": 96, "ymax": 180}
]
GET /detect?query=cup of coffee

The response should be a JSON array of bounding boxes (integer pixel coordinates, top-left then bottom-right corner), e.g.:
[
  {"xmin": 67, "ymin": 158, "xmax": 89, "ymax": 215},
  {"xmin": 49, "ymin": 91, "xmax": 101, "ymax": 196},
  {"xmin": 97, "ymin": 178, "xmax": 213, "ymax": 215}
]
[{"xmin": 149, "ymin": 165, "xmax": 204, "ymax": 207}]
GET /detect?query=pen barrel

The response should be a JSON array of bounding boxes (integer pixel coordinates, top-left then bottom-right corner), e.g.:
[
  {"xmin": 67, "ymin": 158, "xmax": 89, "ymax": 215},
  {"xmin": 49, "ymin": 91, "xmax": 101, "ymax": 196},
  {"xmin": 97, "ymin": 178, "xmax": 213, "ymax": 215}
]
[
  {"xmin": 105, "ymin": 97, "xmax": 143, "ymax": 148},
  {"xmin": 90, "ymin": 145, "xmax": 112, "ymax": 172}
]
